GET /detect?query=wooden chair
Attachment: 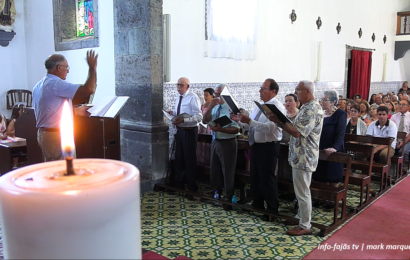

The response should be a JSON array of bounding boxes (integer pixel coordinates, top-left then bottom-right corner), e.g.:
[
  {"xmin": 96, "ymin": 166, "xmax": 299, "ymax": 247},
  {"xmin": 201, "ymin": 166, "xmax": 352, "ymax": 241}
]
[
  {"xmin": 391, "ymin": 132, "xmax": 406, "ymax": 184},
  {"xmin": 344, "ymin": 142, "xmax": 375, "ymax": 209},
  {"xmin": 6, "ymin": 89, "xmax": 33, "ymax": 110},
  {"xmin": 344, "ymin": 134, "xmax": 393, "ymax": 193}
]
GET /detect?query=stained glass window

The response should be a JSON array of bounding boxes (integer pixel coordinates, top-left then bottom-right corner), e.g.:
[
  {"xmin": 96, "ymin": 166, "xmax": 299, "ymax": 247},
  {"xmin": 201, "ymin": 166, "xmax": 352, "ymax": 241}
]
[{"xmin": 76, "ymin": 0, "xmax": 94, "ymax": 37}]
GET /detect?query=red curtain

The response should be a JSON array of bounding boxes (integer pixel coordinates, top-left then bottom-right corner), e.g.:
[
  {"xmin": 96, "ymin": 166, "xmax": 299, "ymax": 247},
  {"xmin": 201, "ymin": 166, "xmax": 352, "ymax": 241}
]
[{"xmin": 349, "ymin": 50, "xmax": 372, "ymax": 100}]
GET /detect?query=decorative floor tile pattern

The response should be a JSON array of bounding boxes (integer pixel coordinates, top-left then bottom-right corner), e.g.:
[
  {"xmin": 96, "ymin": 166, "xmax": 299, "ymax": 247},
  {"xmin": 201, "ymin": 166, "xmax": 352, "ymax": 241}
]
[{"xmin": 140, "ymin": 184, "xmax": 371, "ymax": 260}]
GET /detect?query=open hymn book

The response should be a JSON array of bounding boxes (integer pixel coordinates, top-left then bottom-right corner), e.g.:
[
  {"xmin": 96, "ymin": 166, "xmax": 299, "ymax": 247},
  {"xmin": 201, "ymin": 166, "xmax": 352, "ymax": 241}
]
[
  {"xmin": 162, "ymin": 110, "xmax": 191, "ymax": 122},
  {"xmin": 87, "ymin": 96, "xmax": 129, "ymax": 118}
]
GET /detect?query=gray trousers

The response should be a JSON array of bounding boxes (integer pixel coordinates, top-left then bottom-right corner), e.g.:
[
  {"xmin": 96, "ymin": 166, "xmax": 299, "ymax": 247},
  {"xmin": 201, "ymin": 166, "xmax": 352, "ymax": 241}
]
[
  {"xmin": 210, "ymin": 137, "xmax": 237, "ymax": 200},
  {"xmin": 37, "ymin": 129, "xmax": 63, "ymax": 162}
]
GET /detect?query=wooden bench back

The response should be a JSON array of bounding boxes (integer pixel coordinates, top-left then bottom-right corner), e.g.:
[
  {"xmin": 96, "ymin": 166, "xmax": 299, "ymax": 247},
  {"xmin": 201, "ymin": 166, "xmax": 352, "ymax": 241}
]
[
  {"xmin": 318, "ymin": 151, "xmax": 353, "ymax": 190},
  {"xmin": 344, "ymin": 142, "xmax": 375, "ymax": 176},
  {"xmin": 396, "ymin": 132, "xmax": 407, "ymax": 157},
  {"xmin": 344, "ymin": 134, "xmax": 394, "ymax": 166}
]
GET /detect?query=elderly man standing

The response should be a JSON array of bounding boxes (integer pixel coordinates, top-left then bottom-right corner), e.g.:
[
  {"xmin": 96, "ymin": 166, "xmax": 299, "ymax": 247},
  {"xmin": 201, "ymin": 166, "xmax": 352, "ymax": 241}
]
[
  {"xmin": 33, "ymin": 50, "xmax": 98, "ymax": 161},
  {"xmin": 231, "ymin": 78, "xmax": 284, "ymax": 220},
  {"xmin": 170, "ymin": 77, "xmax": 203, "ymax": 193},
  {"xmin": 268, "ymin": 80, "xmax": 323, "ymax": 236},
  {"xmin": 203, "ymin": 84, "xmax": 240, "ymax": 209}
]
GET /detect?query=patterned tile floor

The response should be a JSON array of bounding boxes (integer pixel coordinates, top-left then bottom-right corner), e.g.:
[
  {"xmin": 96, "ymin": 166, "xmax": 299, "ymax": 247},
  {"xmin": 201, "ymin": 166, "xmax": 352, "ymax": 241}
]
[{"xmin": 140, "ymin": 181, "xmax": 378, "ymax": 260}]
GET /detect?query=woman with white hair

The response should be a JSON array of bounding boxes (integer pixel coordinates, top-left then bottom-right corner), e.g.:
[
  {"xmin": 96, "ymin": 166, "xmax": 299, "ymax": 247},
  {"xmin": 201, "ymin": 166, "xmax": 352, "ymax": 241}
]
[
  {"xmin": 312, "ymin": 90, "xmax": 347, "ymax": 188},
  {"xmin": 368, "ymin": 103, "xmax": 379, "ymax": 125}
]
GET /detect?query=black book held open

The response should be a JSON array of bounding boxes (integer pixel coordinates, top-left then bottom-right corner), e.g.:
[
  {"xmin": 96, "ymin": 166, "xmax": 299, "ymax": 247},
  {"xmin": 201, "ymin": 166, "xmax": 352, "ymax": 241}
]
[
  {"xmin": 254, "ymin": 101, "xmax": 291, "ymax": 123},
  {"xmin": 221, "ymin": 95, "xmax": 241, "ymax": 114},
  {"xmin": 209, "ymin": 115, "xmax": 232, "ymax": 128}
]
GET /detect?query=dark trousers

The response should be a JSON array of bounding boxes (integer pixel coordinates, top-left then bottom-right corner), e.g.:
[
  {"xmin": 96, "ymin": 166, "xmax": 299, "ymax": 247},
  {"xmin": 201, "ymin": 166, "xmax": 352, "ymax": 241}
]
[
  {"xmin": 210, "ymin": 137, "xmax": 238, "ymax": 200},
  {"xmin": 250, "ymin": 141, "xmax": 280, "ymax": 212},
  {"xmin": 175, "ymin": 127, "xmax": 198, "ymax": 192}
]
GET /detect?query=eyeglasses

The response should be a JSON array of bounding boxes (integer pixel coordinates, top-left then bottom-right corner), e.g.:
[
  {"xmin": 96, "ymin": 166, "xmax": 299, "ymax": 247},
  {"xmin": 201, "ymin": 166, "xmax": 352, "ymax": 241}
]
[
  {"xmin": 350, "ymin": 110, "xmax": 359, "ymax": 113},
  {"xmin": 213, "ymin": 93, "xmax": 221, "ymax": 97},
  {"xmin": 398, "ymin": 103, "xmax": 408, "ymax": 106},
  {"xmin": 177, "ymin": 83, "xmax": 186, "ymax": 87},
  {"xmin": 354, "ymin": 97, "xmax": 361, "ymax": 99},
  {"xmin": 320, "ymin": 99, "xmax": 330, "ymax": 102},
  {"xmin": 58, "ymin": 65, "xmax": 70, "ymax": 70}
]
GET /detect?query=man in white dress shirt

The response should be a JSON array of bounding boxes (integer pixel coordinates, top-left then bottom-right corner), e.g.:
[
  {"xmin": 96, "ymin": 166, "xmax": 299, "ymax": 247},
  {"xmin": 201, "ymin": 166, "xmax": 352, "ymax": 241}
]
[
  {"xmin": 170, "ymin": 77, "xmax": 203, "ymax": 193},
  {"xmin": 231, "ymin": 78, "xmax": 285, "ymax": 220}
]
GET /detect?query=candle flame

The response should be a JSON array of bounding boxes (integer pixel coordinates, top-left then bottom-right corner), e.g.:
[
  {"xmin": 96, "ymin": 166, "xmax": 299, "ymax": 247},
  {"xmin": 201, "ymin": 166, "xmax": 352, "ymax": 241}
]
[{"xmin": 60, "ymin": 101, "xmax": 75, "ymax": 157}]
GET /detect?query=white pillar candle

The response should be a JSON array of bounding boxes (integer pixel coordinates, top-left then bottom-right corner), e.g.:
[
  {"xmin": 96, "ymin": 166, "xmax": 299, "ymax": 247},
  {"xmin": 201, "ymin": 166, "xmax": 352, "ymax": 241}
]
[{"xmin": 0, "ymin": 159, "xmax": 141, "ymax": 259}]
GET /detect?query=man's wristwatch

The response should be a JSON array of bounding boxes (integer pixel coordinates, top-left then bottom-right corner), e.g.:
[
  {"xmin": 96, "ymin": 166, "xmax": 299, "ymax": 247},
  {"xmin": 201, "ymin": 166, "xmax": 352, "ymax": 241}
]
[{"xmin": 276, "ymin": 121, "xmax": 286, "ymax": 128}]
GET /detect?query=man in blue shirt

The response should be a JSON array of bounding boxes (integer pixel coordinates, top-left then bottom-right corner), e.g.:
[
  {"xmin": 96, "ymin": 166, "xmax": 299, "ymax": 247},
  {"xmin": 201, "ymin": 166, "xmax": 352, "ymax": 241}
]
[
  {"xmin": 203, "ymin": 84, "xmax": 240, "ymax": 210},
  {"xmin": 33, "ymin": 50, "xmax": 98, "ymax": 161}
]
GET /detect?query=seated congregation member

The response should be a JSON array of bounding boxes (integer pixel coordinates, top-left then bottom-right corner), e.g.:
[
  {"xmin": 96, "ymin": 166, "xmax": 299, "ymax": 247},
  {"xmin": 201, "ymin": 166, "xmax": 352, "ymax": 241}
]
[
  {"xmin": 391, "ymin": 95, "xmax": 398, "ymax": 102},
  {"xmin": 369, "ymin": 93, "xmax": 377, "ymax": 105},
  {"xmin": 312, "ymin": 90, "xmax": 346, "ymax": 187},
  {"xmin": 169, "ymin": 77, "xmax": 203, "ymax": 193},
  {"xmin": 359, "ymin": 100, "xmax": 371, "ymax": 125},
  {"xmin": 202, "ymin": 84, "xmax": 240, "ymax": 210},
  {"xmin": 368, "ymin": 104, "xmax": 379, "ymax": 125},
  {"xmin": 199, "ymin": 87, "xmax": 214, "ymax": 134},
  {"xmin": 393, "ymin": 100, "xmax": 400, "ymax": 113},
  {"xmin": 390, "ymin": 100, "xmax": 410, "ymax": 163},
  {"xmin": 1, "ymin": 104, "xmax": 25, "ymax": 169},
  {"xmin": 382, "ymin": 95, "xmax": 390, "ymax": 104},
  {"xmin": 353, "ymin": 94, "xmax": 362, "ymax": 104},
  {"xmin": 399, "ymin": 81, "xmax": 409, "ymax": 93},
  {"xmin": 267, "ymin": 80, "xmax": 324, "ymax": 236},
  {"xmin": 398, "ymin": 92, "xmax": 404, "ymax": 101},
  {"xmin": 338, "ymin": 98, "xmax": 347, "ymax": 112},
  {"xmin": 231, "ymin": 78, "xmax": 285, "ymax": 220},
  {"xmin": 366, "ymin": 106, "xmax": 397, "ymax": 164},
  {"xmin": 386, "ymin": 101, "xmax": 396, "ymax": 117},
  {"xmin": 346, "ymin": 104, "xmax": 367, "ymax": 135},
  {"xmin": 374, "ymin": 94, "xmax": 383, "ymax": 105},
  {"xmin": 346, "ymin": 99, "xmax": 355, "ymax": 119}
]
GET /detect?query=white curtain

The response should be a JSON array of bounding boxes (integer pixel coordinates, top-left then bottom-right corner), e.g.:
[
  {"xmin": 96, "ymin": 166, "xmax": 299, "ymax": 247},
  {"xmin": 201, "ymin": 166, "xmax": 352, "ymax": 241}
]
[{"xmin": 205, "ymin": 0, "xmax": 257, "ymax": 60}]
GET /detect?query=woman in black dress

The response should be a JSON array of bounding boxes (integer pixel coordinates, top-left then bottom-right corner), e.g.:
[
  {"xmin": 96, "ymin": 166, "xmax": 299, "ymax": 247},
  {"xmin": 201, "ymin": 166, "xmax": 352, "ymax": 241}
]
[{"xmin": 312, "ymin": 90, "xmax": 346, "ymax": 187}]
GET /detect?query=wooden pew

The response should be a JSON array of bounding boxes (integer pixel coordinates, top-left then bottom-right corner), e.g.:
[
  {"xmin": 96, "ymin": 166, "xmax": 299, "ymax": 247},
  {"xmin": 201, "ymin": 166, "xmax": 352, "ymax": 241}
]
[
  {"xmin": 344, "ymin": 134, "xmax": 393, "ymax": 194},
  {"xmin": 0, "ymin": 141, "xmax": 27, "ymax": 175},
  {"xmin": 391, "ymin": 132, "xmax": 406, "ymax": 184},
  {"xmin": 344, "ymin": 142, "xmax": 375, "ymax": 209}
]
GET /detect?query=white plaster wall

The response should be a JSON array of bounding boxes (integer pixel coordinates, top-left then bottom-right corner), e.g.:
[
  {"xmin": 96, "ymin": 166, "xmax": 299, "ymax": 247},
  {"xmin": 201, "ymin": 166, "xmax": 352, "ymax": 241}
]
[
  {"xmin": 0, "ymin": 0, "xmax": 28, "ymax": 117},
  {"xmin": 24, "ymin": 0, "xmax": 116, "ymax": 106},
  {"xmin": 163, "ymin": 0, "xmax": 410, "ymax": 83}
]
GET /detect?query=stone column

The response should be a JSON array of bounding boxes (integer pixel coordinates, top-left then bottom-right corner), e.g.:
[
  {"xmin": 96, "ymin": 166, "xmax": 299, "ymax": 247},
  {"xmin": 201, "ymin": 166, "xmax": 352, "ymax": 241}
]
[{"xmin": 113, "ymin": 0, "xmax": 168, "ymax": 192}]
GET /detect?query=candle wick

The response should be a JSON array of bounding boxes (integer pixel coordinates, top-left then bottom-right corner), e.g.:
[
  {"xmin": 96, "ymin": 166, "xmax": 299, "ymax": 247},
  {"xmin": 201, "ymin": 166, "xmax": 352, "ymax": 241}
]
[{"xmin": 65, "ymin": 157, "xmax": 76, "ymax": 176}]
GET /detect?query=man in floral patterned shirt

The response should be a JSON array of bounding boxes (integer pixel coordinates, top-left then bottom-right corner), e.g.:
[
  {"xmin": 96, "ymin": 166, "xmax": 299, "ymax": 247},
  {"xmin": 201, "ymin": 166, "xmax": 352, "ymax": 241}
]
[{"xmin": 268, "ymin": 80, "xmax": 323, "ymax": 236}]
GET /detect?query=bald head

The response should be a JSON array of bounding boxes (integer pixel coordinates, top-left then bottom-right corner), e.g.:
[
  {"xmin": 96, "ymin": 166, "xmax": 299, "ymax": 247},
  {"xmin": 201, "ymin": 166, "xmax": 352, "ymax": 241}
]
[{"xmin": 177, "ymin": 77, "xmax": 190, "ymax": 95}]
